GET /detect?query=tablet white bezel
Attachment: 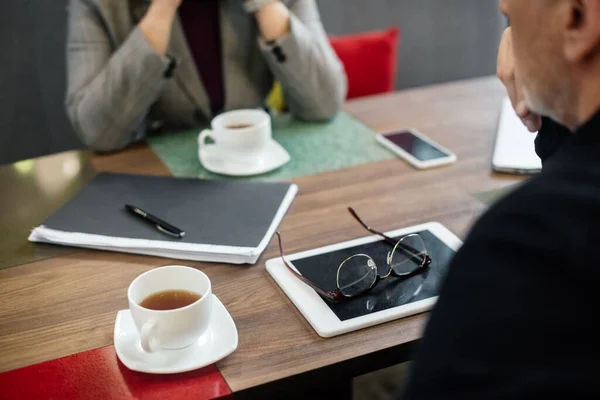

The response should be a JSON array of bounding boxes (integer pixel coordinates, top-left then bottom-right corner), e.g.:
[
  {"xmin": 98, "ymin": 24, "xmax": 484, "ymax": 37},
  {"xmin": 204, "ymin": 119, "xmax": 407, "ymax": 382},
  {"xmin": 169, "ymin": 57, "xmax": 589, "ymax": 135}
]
[{"xmin": 265, "ymin": 222, "xmax": 463, "ymax": 338}]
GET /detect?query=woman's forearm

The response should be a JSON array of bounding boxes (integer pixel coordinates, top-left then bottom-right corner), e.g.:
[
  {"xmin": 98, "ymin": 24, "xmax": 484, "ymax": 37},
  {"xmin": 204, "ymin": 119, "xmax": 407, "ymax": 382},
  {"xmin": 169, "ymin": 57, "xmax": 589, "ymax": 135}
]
[
  {"xmin": 254, "ymin": 1, "xmax": 291, "ymax": 42},
  {"xmin": 255, "ymin": 0, "xmax": 347, "ymax": 120},
  {"xmin": 139, "ymin": 2, "xmax": 179, "ymax": 55},
  {"xmin": 66, "ymin": 28, "xmax": 171, "ymax": 152}
]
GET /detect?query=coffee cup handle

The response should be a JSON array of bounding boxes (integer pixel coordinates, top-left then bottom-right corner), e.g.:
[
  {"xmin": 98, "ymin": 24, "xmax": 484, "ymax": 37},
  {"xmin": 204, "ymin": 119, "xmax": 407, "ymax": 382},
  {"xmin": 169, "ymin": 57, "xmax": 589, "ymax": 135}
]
[
  {"xmin": 198, "ymin": 129, "xmax": 216, "ymax": 151},
  {"xmin": 140, "ymin": 319, "xmax": 161, "ymax": 353}
]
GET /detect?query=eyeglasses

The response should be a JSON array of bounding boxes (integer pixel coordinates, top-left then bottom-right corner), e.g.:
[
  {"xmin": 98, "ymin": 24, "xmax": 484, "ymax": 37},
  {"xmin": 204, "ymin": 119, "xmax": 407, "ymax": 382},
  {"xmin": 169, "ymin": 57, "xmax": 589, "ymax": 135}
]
[{"xmin": 276, "ymin": 207, "xmax": 432, "ymax": 302}]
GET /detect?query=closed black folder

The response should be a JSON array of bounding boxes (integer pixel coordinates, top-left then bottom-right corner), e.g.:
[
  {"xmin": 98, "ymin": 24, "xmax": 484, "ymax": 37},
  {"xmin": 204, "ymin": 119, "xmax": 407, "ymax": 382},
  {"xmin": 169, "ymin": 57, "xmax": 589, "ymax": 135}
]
[{"xmin": 29, "ymin": 173, "xmax": 298, "ymax": 264}]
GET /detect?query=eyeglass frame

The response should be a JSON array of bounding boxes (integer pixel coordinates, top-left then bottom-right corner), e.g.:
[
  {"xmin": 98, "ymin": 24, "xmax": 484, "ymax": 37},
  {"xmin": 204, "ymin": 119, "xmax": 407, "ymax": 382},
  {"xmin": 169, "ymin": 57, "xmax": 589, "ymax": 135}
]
[{"xmin": 276, "ymin": 207, "xmax": 432, "ymax": 302}]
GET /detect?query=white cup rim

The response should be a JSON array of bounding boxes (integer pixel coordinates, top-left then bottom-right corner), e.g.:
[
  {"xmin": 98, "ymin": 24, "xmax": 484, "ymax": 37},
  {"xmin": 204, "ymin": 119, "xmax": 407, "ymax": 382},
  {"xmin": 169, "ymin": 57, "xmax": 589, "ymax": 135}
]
[
  {"xmin": 212, "ymin": 109, "xmax": 271, "ymax": 133},
  {"xmin": 128, "ymin": 266, "xmax": 211, "ymax": 314}
]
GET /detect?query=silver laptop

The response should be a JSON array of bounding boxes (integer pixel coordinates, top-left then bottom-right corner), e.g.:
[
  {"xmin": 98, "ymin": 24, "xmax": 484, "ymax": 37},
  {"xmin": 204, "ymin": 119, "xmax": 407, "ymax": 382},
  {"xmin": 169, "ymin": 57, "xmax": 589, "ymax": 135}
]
[{"xmin": 492, "ymin": 97, "xmax": 542, "ymax": 174}]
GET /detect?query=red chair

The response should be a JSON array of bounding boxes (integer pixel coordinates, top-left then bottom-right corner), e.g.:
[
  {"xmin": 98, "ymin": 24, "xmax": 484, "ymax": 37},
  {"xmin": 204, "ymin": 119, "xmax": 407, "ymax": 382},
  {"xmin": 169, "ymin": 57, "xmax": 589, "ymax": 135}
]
[{"xmin": 330, "ymin": 27, "xmax": 400, "ymax": 100}]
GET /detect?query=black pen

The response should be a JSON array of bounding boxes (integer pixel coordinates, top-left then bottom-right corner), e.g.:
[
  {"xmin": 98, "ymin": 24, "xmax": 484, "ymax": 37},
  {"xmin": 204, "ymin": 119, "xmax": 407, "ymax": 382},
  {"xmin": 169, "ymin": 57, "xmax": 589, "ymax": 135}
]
[{"xmin": 125, "ymin": 204, "xmax": 185, "ymax": 239}]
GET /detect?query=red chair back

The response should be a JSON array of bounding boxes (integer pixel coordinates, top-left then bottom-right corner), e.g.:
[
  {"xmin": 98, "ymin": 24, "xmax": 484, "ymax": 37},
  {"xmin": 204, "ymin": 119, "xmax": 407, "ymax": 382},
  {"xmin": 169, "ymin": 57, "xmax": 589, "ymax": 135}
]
[{"xmin": 330, "ymin": 27, "xmax": 400, "ymax": 99}]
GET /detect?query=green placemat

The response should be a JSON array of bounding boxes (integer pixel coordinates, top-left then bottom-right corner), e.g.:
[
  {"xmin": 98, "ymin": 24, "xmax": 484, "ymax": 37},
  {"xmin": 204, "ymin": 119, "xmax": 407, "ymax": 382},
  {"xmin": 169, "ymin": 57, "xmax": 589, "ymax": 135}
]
[{"xmin": 148, "ymin": 112, "xmax": 395, "ymax": 181}]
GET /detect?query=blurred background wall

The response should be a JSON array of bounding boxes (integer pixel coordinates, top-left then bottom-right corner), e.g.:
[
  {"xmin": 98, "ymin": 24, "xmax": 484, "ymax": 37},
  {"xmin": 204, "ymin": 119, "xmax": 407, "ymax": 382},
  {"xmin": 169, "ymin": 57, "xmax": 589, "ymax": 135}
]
[{"xmin": 0, "ymin": 0, "xmax": 504, "ymax": 165}]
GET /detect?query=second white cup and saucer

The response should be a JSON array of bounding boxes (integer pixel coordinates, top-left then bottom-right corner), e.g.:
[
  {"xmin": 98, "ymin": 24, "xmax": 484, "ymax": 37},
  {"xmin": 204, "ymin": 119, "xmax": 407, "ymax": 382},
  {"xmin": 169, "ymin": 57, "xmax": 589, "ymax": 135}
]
[
  {"xmin": 114, "ymin": 266, "xmax": 238, "ymax": 374},
  {"xmin": 198, "ymin": 109, "xmax": 291, "ymax": 177}
]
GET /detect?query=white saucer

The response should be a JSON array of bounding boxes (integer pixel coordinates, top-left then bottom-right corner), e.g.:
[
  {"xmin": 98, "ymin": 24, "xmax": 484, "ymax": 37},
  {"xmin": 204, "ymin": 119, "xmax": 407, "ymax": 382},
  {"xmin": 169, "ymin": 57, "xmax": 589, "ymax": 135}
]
[
  {"xmin": 199, "ymin": 139, "xmax": 291, "ymax": 177},
  {"xmin": 114, "ymin": 295, "xmax": 238, "ymax": 374}
]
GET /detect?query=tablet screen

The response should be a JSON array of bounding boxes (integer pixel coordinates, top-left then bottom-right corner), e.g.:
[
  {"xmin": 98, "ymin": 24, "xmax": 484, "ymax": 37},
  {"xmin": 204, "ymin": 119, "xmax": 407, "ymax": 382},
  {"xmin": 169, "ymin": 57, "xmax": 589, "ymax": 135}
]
[{"xmin": 290, "ymin": 230, "xmax": 456, "ymax": 321}]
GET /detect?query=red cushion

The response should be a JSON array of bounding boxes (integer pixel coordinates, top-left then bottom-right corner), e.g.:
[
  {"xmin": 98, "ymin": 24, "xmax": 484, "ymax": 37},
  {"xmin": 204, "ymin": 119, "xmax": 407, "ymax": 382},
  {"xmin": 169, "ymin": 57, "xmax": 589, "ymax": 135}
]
[{"xmin": 330, "ymin": 27, "xmax": 400, "ymax": 100}]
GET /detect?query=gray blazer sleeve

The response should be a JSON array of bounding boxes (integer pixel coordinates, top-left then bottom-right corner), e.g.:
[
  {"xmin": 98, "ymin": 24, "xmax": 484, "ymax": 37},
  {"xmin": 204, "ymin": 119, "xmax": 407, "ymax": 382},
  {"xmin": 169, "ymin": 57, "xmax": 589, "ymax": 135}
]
[
  {"xmin": 259, "ymin": 0, "xmax": 347, "ymax": 121},
  {"xmin": 65, "ymin": 0, "xmax": 170, "ymax": 152}
]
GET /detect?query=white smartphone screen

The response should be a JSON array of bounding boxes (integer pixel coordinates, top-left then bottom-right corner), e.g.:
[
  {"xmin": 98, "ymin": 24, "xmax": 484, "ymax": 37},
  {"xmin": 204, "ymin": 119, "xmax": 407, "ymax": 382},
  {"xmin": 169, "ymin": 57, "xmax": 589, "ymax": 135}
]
[{"xmin": 383, "ymin": 131, "xmax": 450, "ymax": 162}]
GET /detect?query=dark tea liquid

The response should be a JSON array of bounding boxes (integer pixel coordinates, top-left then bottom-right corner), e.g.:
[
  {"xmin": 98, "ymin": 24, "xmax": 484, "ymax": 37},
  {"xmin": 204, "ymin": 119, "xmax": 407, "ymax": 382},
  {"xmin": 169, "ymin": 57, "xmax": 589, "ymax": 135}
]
[
  {"xmin": 226, "ymin": 124, "xmax": 253, "ymax": 129},
  {"xmin": 139, "ymin": 290, "xmax": 202, "ymax": 310}
]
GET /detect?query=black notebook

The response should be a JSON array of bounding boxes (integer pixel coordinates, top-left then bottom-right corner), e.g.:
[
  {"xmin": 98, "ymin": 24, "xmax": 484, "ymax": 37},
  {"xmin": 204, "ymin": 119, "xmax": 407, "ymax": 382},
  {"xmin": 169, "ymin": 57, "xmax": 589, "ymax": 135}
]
[{"xmin": 29, "ymin": 173, "xmax": 298, "ymax": 264}]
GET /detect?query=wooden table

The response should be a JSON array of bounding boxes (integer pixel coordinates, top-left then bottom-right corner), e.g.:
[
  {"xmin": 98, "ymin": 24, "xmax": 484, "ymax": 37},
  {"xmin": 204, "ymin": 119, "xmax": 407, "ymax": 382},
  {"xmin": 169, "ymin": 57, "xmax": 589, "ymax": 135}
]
[{"xmin": 0, "ymin": 77, "xmax": 523, "ymax": 398}]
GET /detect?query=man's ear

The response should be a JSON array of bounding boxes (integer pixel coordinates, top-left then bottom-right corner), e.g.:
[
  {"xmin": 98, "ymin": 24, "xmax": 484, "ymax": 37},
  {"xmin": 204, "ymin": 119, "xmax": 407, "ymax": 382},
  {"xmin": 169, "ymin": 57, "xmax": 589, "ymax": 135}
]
[{"xmin": 564, "ymin": 0, "xmax": 600, "ymax": 63}]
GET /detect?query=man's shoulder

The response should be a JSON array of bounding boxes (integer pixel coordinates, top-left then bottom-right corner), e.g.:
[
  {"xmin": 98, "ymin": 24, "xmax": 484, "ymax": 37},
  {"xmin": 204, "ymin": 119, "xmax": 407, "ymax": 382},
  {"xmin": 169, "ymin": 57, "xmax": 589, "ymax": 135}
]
[
  {"xmin": 496, "ymin": 160, "xmax": 600, "ymax": 217},
  {"xmin": 405, "ymin": 158, "xmax": 600, "ymax": 400},
  {"xmin": 470, "ymin": 164, "xmax": 600, "ymax": 262}
]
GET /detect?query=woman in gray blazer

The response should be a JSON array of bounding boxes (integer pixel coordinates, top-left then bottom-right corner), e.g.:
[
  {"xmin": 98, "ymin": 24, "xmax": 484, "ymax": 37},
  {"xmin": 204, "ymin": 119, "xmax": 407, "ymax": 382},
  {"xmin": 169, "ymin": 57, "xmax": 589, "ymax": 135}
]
[{"xmin": 66, "ymin": 0, "xmax": 347, "ymax": 152}]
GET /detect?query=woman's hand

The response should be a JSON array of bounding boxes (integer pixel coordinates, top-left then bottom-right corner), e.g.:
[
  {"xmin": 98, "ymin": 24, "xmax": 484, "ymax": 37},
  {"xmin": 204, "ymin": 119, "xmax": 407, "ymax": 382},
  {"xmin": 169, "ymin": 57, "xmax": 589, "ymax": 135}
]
[
  {"xmin": 139, "ymin": 0, "xmax": 182, "ymax": 56},
  {"xmin": 497, "ymin": 27, "xmax": 542, "ymax": 132},
  {"xmin": 252, "ymin": 1, "xmax": 291, "ymax": 42}
]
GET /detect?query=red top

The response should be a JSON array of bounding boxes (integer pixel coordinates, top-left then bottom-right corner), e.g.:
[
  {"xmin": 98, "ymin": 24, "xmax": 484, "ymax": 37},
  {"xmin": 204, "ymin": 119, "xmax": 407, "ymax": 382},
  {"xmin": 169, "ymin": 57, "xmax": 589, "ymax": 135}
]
[{"xmin": 179, "ymin": 0, "xmax": 225, "ymax": 115}]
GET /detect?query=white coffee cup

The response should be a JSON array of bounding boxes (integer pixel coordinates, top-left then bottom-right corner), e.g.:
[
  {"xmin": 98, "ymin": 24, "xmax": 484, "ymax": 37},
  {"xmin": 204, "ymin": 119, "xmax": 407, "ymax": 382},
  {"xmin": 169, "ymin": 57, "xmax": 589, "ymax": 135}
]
[
  {"xmin": 198, "ymin": 109, "xmax": 272, "ymax": 162},
  {"xmin": 128, "ymin": 266, "xmax": 213, "ymax": 353}
]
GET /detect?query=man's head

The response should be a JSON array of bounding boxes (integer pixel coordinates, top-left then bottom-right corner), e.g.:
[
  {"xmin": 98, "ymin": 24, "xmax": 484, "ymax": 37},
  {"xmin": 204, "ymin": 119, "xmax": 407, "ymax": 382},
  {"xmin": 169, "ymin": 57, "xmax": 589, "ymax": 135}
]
[{"xmin": 500, "ymin": 0, "xmax": 600, "ymax": 130}]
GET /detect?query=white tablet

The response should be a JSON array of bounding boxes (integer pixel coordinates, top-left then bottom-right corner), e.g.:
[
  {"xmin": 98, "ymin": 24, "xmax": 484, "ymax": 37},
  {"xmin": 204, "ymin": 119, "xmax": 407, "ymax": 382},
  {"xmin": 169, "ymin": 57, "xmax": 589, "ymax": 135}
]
[
  {"xmin": 266, "ymin": 222, "xmax": 462, "ymax": 338},
  {"xmin": 492, "ymin": 97, "xmax": 542, "ymax": 174}
]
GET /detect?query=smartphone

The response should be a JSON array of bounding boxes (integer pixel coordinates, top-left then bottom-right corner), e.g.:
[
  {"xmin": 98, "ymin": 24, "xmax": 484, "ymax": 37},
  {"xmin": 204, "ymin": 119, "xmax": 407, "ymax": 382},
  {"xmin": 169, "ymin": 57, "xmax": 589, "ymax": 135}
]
[{"xmin": 376, "ymin": 129, "xmax": 457, "ymax": 169}]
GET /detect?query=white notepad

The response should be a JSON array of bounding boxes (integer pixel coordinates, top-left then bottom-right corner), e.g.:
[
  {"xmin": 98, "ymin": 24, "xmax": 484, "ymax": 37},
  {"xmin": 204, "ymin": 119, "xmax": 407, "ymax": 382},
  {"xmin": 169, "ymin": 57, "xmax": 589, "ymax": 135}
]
[{"xmin": 492, "ymin": 97, "xmax": 542, "ymax": 174}]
